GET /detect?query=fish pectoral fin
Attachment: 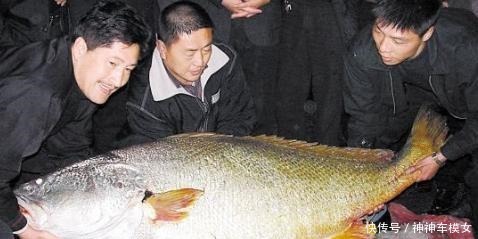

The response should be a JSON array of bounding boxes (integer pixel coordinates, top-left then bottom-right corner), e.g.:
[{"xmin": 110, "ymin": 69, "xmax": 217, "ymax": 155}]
[
  {"xmin": 144, "ymin": 188, "xmax": 204, "ymax": 223},
  {"xmin": 329, "ymin": 220, "xmax": 375, "ymax": 239}
]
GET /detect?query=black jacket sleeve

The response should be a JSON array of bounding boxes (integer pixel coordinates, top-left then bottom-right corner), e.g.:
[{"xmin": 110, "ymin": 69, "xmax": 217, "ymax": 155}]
[
  {"xmin": 214, "ymin": 57, "xmax": 256, "ymax": 136},
  {"xmin": 440, "ymin": 44, "xmax": 478, "ymax": 160},
  {"xmin": 343, "ymin": 50, "xmax": 385, "ymax": 148},
  {"xmin": 126, "ymin": 100, "xmax": 176, "ymax": 140},
  {"xmin": 0, "ymin": 37, "xmax": 73, "ymax": 232},
  {"xmin": 43, "ymin": 103, "xmax": 96, "ymax": 162},
  {"xmin": 125, "ymin": 57, "xmax": 176, "ymax": 141},
  {"xmin": 0, "ymin": 83, "xmax": 52, "ymax": 231}
]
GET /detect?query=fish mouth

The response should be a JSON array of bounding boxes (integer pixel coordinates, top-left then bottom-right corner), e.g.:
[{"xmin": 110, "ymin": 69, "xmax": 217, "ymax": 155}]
[{"xmin": 16, "ymin": 196, "xmax": 46, "ymax": 229}]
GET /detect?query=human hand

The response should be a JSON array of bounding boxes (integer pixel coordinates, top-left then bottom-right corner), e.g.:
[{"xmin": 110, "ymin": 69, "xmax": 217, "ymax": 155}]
[
  {"xmin": 54, "ymin": 0, "xmax": 67, "ymax": 7},
  {"xmin": 233, "ymin": 0, "xmax": 270, "ymax": 18},
  {"xmin": 221, "ymin": 0, "xmax": 264, "ymax": 19},
  {"xmin": 406, "ymin": 152, "xmax": 446, "ymax": 182},
  {"xmin": 235, "ymin": 0, "xmax": 270, "ymax": 9},
  {"xmin": 17, "ymin": 224, "xmax": 59, "ymax": 239}
]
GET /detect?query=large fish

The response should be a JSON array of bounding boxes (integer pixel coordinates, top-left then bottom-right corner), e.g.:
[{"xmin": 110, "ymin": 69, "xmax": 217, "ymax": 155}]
[{"xmin": 14, "ymin": 108, "xmax": 447, "ymax": 239}]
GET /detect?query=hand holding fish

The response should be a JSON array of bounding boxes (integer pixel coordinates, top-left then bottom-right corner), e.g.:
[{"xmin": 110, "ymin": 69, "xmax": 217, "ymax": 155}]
[
  {"xmin": 406, "ymin": 152, "xmax": 446, "ymax": 182},
  {"xmin": 17, "ymin": 224, "xmax": 59, "ymax": 239}
]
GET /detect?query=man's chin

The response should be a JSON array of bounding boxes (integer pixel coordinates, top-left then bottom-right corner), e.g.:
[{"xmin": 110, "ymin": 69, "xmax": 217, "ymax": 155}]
[
  {"xmin": 87, "ymin": 95, "xmax": 108, "ymax": 105},
  {"xmin": 382, "ymin": 59, "xmax": 400, "ymax": 66}
]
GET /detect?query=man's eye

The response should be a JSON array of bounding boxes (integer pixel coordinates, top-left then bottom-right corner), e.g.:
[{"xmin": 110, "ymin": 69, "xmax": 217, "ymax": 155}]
[
  {"xmin": 393, "ymin": 39, "xmax": 405, "ymax": 45},
  {"xmin": 109, "ymin": 62, "xmax": 117, "ymax": 67}
]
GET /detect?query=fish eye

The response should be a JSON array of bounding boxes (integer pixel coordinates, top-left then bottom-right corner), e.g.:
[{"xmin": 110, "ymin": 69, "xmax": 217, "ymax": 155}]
[{"xmin": 24, "ymin": 184, "xmax": 34, "ymax": 194}]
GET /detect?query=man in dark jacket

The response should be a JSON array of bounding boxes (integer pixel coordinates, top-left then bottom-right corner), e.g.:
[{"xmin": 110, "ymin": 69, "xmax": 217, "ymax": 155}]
[
  {"xmin": 0, "ymin": 1, "xmax": 151, "ymax": 237},
  {"xmin": 343, "ymin": 0, "xmax": 478, "ymax": 234},
  {"xmin": 123, "ymin": 1, "xmax": 255, "ymax": 143}
]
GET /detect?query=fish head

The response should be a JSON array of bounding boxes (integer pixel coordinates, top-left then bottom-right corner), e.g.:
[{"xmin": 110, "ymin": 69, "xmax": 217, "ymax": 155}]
[{"xmin": 15, "ymin": 158, "xmax": 147, "ymax": 237}]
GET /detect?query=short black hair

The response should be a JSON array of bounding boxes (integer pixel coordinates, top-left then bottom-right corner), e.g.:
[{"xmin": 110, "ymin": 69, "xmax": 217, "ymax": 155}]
[
  {"xmin": 372, "ymin": 0, "xmax": 442, "ymax": 35},
  {"xmin": 73, "ymin": 0, "xmax": 152, "ymax": 59},
  {"xmin": 157, "ymin": 1, "xmax": 214, "ymax": 45}
]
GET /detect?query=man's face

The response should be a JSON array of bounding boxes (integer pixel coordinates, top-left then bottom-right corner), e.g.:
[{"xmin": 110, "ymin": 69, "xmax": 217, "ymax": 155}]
[
  {"xmin": 72, "ymin": 38, "xmax": 140, "ymax": 104},
  {"xmin": 372, "ymin": 21, "xmax": 433, "ymax": 66},
  {"xmin": 158, "ymin": 28, "xmax": 213, "ymax": 86}
]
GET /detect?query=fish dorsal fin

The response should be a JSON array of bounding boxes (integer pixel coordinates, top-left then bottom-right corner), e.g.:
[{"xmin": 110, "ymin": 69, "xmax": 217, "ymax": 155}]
[
  {"xmin": 250, "ymin": 135, "xmax": 394, "ymax": 163},
  {"xmin": 144, "ymin": 188, "xmax": 203, "ymax": 223}
]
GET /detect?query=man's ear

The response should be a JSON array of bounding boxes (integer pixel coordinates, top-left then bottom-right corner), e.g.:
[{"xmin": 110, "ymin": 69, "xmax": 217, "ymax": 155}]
[
  {"xmin": 422, "ymin": 26, "xmax": 435, "ymax": 42},
  {"xmin": 71, "ymin": 37, "xmax": 88, "ymax": 62},
  {"xmin": 156, "ymin": 40, "xmax": 167, "ymax": 59}
]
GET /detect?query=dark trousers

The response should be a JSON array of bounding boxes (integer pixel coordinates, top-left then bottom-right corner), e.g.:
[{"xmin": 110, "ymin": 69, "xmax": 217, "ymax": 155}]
[
  {"xmin": 276, "ymin": 0, "xmax": 346, "ymax": 145},
  {"xmin": 230, "ymin": 20, "xmax": 280, "ymax": 135},
  {"xmin": 465, "ymin": 153, "xmax": 478, "ymax": 236}
]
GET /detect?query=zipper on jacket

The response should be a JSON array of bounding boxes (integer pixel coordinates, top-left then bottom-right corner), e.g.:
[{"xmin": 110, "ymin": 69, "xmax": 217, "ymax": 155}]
[
  {"xmin": 428, "ymin": 75, "xmax": 467, "ymax": 120},
  {"xmin": 195, "ymin": 98, "xmax": 209, "ymax": 132},
  {"xmin": 388, "ymin": 71, "xmax": 396, "ymax": 115}
]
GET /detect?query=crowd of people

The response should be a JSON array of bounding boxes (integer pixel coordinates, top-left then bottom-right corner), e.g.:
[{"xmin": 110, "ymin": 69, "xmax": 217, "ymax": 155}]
[{"xmin": 0, "ymin": 0, "xmax": 477, "ymax": 238}]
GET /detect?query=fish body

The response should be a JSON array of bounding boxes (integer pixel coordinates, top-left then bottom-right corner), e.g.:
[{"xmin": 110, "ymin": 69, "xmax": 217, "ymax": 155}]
[{"xmin": 15, "ymin": 108, "xmax": 447, "ymax": 238}]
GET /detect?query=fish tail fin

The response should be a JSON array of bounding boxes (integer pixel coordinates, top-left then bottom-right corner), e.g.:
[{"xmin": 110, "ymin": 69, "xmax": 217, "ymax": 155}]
[
  {"xmin": 396, "ymin": 106, "xmax": 448, "ymax": 170},
  {"xmin": 143, "ymin": 188, "xmax": 203, "ymax": 223}
]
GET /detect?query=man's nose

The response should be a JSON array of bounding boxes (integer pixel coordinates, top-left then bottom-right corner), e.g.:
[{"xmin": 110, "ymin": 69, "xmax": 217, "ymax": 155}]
[
  {"xmin": 111, "ymin": 69, "xmax": 126, "ymax": 88},
  {"xmin": 377, "ymin": 37, "xmax": 392, "ymax": 53},
  {"xmin": 192, "ymin": 51, "xmax": 206, "ymax": 67}
]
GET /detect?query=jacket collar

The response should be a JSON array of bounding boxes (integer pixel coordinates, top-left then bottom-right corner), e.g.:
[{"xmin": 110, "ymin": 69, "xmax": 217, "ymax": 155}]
[{"xmin": 149, "ymin": 44, "xmax": 229, "ymax": 101}]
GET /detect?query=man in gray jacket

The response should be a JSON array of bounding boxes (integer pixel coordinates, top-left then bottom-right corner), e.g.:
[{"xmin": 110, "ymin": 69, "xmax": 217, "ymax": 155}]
[{"xmin": 123, "ymin": 1, "xmax": 255, "ymax": 143}]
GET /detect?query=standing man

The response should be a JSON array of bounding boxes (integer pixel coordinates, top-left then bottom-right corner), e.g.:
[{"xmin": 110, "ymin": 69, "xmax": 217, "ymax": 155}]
[
  {"xmin": 276, "ymin": 0, "xmax": 360, "ymax": 145},
  {"xmin": 0, "ymin": 0, "xmax": 151, "ymax": 238},
  {"xmin": 0, "ymin": 0, "xmax": 69, "ymax": 47},
  {"xmin": 343, "ymin": 0, "xmax": 478, "ymax": 235},
  {"xmin": 123, "ymin": 1, "xmax": 255, "ymax": 142}
]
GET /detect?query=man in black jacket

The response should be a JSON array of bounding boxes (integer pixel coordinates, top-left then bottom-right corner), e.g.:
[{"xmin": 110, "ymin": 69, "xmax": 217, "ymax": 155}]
[
  {"xmin": 343, "ymin": 0, "xmax": 478, "ymax": 234},
  {"xmin": 0, "ymin": 1, "xmax": 151, "ymax": 238},
  {"xmin": 123, "ymin": 1, "xmax": 255, "ymax": 143}
]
